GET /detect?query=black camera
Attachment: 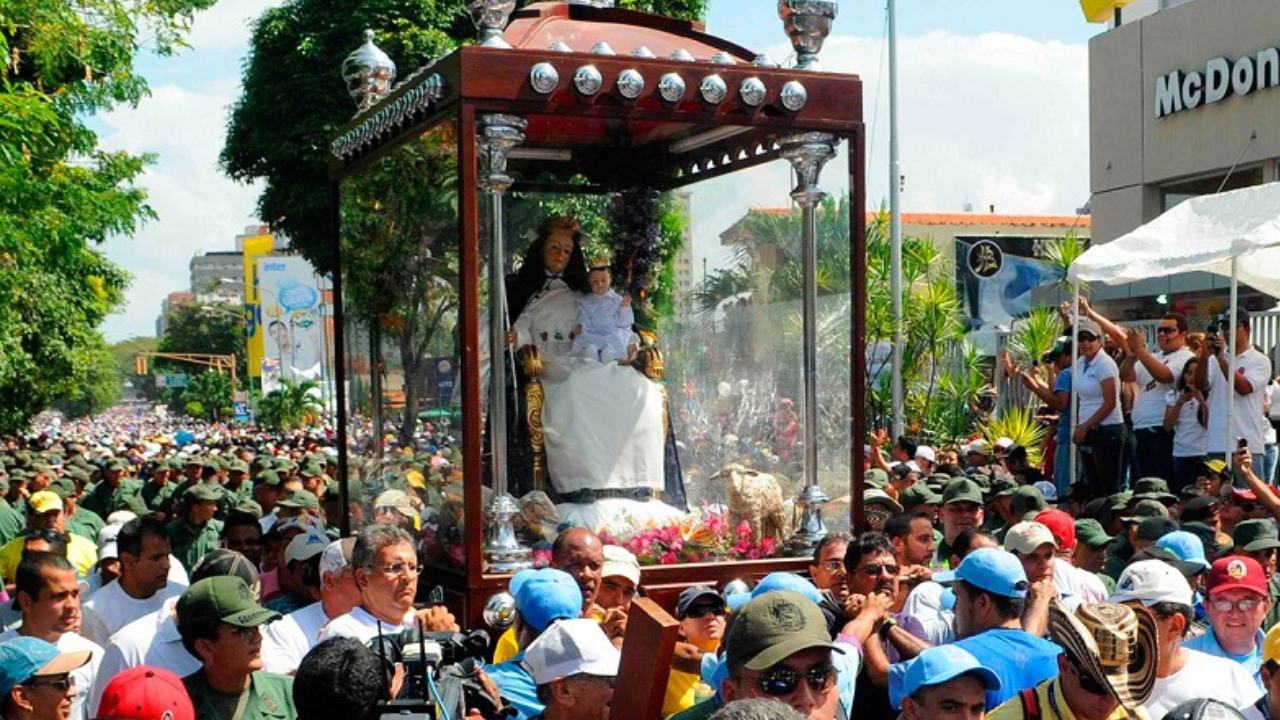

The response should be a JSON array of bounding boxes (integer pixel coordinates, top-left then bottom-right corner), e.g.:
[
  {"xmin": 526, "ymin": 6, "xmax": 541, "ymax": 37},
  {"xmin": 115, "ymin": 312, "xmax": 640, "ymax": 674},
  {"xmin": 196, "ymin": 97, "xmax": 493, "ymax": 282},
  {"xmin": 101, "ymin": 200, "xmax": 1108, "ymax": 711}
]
[{"xmin": 368, "ymin": 626, "xmax": 510, "ymax": 720}]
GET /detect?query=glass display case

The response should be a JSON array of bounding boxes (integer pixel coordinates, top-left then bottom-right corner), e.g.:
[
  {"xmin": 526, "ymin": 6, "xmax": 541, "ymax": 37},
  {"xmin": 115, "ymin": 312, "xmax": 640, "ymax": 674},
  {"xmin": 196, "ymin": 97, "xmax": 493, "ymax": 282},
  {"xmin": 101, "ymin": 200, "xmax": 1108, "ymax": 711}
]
[{"xmin": 332, "ymin": 0, "xmax": 866, "ymax": 625}]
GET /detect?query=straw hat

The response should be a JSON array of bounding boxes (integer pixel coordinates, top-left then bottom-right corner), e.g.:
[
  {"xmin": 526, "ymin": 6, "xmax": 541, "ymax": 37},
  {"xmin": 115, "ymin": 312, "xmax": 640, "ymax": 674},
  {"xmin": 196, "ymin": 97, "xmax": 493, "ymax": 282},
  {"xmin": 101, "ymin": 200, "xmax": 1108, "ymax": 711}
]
[{"xmin": 1047, "ymin": 601, "xmax": 1158, "ymax": 719}]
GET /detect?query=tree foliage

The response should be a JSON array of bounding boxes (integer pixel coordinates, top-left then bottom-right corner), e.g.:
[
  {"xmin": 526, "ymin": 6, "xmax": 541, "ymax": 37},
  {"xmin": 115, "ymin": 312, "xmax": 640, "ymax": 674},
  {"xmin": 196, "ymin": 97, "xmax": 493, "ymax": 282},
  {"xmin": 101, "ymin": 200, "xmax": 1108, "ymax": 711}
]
[
  {"xmin": 0, "ymin": 0, "xmax": 213, "ymax": 431},
  {"xmin": 156, "ymin": 304, "xmax": 248, "ymax": 378},
  {"xmin": 256, "ymin": 380, "xmax": 323, "ymax": 430}
]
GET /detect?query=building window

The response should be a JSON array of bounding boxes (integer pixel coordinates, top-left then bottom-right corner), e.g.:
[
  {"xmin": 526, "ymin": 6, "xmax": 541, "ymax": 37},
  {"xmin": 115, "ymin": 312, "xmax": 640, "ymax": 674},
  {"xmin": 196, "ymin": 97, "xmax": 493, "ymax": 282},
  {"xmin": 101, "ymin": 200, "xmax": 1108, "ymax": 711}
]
[{"xmin": 1161, "ymin": 165, "xmax": 1263, "ymax": 212}]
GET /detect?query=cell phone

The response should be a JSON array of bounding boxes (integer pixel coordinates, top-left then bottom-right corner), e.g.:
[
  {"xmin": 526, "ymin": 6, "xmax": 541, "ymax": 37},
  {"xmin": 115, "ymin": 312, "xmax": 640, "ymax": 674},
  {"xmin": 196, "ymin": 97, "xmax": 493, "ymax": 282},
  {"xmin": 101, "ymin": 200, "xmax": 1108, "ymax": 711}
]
[{"xmin": 1239, "ymin": 437, "xmax": 1249, "ymax": 450}]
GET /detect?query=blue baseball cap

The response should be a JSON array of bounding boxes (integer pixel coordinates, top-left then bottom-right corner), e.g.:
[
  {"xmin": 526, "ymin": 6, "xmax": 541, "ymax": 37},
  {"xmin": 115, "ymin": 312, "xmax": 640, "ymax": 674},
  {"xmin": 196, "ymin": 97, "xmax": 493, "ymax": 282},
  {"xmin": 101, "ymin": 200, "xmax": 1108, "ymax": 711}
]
[
  {"xmin": 750, "ymin": 572, "xmax": 823, "ymax": 605},
  {"xmin": 1156, "ymin": 531, "xmax": 1211, "ymax": 572},
  {"xmin": 510, "ymin": 568, "xmax": 583, "ymax": 632},
  {"xmin": 0, "ymin": 636, "xmax": 91, "ymax": 698},
  {"xmin": 890, "ymin": 645, "xmax": 1001, "ymax": 709},
  {"xmin": 932, "ymin": 547, "xmax": 1029, "ymax": 599}
]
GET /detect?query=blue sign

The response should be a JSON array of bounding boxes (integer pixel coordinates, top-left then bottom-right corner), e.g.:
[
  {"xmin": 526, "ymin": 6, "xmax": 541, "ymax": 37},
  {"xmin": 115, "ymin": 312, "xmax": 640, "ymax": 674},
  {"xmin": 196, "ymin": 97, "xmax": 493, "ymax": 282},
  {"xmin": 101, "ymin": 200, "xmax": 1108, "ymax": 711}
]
[{"xmin": 233, "ymin": 402, "xmax": 250, "ymax": 422}]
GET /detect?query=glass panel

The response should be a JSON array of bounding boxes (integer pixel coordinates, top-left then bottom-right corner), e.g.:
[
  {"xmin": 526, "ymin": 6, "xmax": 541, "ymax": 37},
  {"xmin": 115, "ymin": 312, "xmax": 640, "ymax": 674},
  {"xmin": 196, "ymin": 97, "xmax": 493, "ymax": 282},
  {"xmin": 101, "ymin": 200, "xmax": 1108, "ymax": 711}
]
[
  {"xmin": 486, "ymin": 129, "xmax": 855, "ymax": 566},
  {"xmin": 339, "ymin": 120, "xmax": 464, "ymax": 570}
]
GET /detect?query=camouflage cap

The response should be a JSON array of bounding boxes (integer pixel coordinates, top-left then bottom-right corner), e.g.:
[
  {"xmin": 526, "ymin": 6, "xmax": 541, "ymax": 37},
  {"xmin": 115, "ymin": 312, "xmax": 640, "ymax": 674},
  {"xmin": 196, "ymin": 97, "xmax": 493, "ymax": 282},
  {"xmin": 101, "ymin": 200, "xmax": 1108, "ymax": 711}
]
[
  {"xmin": 185, "ymin": 484, "xmax": 224, "ymax": 503},
  {"xmin": 254, "ymin": 470, "xmax": 283, "ymax": 488},
  {"xmin": 278, "ymin": 490, "xmax": 320, "ymax": 512}
]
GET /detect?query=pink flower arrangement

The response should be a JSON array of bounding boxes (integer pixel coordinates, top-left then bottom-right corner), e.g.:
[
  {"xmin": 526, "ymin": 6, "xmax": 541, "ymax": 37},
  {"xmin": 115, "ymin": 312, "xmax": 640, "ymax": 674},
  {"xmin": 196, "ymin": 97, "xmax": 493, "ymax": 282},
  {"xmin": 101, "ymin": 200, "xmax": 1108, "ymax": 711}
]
[{"xmin": 620, "ymin": 505, "xmax": 781, "ymax": 566}]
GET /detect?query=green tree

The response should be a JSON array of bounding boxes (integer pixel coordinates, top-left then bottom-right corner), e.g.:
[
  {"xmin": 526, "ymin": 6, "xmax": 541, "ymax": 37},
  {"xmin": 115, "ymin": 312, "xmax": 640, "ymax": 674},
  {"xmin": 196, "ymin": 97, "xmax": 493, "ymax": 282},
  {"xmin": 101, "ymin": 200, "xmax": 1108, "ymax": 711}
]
[
  {"xmin": 256, "ymin": 379, "xmax": 323, "ymax": 430},
  {"xmin": 51, "ymin": 335, "xmax": 123, "ymax": 419},
  {"xmin": 0, "ymin": 0, "xmax": 213, "ymax": 431},
  {"xmin": 157, "ymin": 303, "xmax": 248, "ymax": 378},
  {"xmin": 181, "ymin": 371, "xmax": 232, "ymax": 420}
]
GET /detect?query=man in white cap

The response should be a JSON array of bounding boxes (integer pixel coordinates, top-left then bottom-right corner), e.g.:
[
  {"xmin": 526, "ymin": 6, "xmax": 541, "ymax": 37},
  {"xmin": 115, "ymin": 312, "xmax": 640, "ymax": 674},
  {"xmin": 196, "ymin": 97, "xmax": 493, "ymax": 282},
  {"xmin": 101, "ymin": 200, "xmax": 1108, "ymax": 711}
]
[
  {"xmin": 1109, "ymin": 560, "xmax": 1262, "ymax": 719},
  {"xmin": 522, "ymin": 618, "xmax": 620, "ymax": 720},
  {"xmin": 914, "ymin": 446, "xmax": 936, "ymax": 476},
  {"xmin": 263, "ymin": 529, "xmax": 327, "ymax": 616},
  {"xmin": 261, "ymin": 538, "xmax": 359, "ymax": 675},
  {"xmin": 594, "ymin": 546, "xmax": 639, "ymax": 648}
]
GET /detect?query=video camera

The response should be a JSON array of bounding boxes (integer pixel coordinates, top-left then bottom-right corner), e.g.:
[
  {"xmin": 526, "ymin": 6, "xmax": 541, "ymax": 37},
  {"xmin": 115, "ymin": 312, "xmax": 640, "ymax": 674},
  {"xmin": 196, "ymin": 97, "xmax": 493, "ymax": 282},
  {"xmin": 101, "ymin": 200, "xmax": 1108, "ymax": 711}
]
[{"xmin": 368, "ymin": 624, "xmax": 512, "ymax": 720}]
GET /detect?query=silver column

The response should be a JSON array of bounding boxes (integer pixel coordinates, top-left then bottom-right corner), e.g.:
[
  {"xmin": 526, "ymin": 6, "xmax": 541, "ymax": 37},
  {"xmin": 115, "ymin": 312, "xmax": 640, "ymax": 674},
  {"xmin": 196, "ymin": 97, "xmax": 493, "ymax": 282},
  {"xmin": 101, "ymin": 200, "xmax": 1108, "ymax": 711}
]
[
  {"xmin": 478, "ymin": 113, "xmax": 532, "ymax": 573},
  {"xmin": 781, "ymin": 132, "xmax": 837, "ymax": 550}
]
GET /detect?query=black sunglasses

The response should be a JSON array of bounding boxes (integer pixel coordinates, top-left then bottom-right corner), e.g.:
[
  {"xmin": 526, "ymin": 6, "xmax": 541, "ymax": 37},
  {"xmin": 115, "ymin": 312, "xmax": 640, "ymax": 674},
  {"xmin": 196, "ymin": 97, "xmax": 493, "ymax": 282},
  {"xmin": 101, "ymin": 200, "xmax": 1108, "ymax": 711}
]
[
  {"xmin": 1156, "ymin": 326, "xmax": 1180, "ymax": 335},
  {"xmin": 755, "ymin": 664, "xmax": 836, "ymax": 696},
  {"xmin": 860, "ymin": 563, "xmax": 900, "ymax": 577},
  {"xmin": 1077, "ymin": 333, "xmax": 1099, "ymax": 342},
  {"xmin": 25, "ymin": 675, "xmax": 73, "ymax": 692},
  {"xmin": 684, "ymin": 604, "xmax": 726, "ymax": 619}
]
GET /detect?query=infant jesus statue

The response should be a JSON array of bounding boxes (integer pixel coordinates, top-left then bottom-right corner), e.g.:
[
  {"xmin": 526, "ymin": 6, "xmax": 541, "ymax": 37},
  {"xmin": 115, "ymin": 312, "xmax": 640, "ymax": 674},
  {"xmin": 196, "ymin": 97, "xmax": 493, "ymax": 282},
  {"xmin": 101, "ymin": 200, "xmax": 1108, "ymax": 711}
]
[{"xmin": 571, "ymin": 264, "xmax": 636, "ymax": 363}]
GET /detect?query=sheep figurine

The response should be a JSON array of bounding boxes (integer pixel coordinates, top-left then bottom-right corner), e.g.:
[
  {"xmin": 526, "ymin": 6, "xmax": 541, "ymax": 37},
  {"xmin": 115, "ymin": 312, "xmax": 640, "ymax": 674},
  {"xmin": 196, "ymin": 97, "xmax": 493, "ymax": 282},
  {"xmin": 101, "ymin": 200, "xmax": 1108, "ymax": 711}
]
[{"xmin": 712, "ymin": 464, "xmax": 788, "ymax": 544}]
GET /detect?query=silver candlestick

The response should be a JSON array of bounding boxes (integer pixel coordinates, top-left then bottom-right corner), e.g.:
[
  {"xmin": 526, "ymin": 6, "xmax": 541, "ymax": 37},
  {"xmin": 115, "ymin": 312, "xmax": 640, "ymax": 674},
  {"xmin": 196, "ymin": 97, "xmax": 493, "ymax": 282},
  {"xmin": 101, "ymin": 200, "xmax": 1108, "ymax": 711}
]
[
  {"xmin": 780, "ymin": 132, "xmax": 838, "ymax": 550},
  {"xmin": 341, "ymin": 30, "xmax": 396, "ymax": 113},
  {"xmin": 478, "ymin": 113, "xmax": 531, "ymax": 573},
  {"xmin": 467, "ymin": 0, "xmax": 518, "ymax": 48},
  {"xmin": 778, "ymin": 0, "xmax": 839, "ymax": 71}
]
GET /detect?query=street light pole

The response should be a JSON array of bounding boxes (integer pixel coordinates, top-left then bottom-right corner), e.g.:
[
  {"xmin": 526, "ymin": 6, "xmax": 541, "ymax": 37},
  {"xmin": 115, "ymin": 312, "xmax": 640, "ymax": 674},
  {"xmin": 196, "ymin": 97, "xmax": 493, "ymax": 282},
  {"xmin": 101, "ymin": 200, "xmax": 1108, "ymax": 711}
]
[{"xmin": 888, "ymin": 0, "xmax": 905, "ymax": 439}]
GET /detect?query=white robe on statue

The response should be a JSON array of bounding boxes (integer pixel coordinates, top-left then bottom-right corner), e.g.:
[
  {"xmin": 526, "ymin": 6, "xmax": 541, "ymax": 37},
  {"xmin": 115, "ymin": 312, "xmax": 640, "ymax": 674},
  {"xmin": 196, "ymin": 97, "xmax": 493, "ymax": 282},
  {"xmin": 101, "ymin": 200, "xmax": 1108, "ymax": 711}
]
[{"xmin": 513, "ymin": 278, "xmax": 679, "ymax": 532}]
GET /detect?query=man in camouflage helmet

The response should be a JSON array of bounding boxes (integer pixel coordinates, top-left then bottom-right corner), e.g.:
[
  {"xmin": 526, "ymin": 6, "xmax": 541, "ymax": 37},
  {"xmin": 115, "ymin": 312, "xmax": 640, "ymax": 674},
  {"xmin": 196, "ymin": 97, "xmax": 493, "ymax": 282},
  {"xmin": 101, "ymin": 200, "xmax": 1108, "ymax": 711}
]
[{"xmin": 168, "ymin": 484, "xmax": 225, "ymax": 573}]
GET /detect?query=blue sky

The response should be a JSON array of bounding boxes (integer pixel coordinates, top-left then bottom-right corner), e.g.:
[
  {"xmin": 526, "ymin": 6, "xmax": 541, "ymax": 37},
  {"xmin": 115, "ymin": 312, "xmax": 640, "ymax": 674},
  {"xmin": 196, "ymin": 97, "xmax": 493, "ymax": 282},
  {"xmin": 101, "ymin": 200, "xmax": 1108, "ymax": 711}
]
[{"xmin": 98, "ymin": 0, "xmax": 1101, "ymax": 341}]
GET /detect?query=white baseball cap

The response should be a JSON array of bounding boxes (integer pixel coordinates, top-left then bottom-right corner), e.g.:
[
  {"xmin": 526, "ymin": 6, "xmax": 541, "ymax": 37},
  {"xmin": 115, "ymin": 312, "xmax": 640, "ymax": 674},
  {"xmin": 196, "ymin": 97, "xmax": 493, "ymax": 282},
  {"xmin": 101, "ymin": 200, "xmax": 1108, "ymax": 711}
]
[
  {"xmin": 600, "ymin": 545, "xmax": 640, "ymax": 586},
  {"xmin": 1108, "ymin": 559, "xmax": 1194, "ymax": 607},
  {"xmin": 522, "ymin": 618, "xmax": 621, "ymax": 686},
  {"xmin": 284, "ymin": 529, "xmax": 329, "ymax": 566},
  {"xmin": 915, "ymin": 446, "xmax": 936, "ymax": 463},
  {"xmin": 97, "ymin": 524, "xmax": 121, "ymax": 561},
  {"xmin": 319, "ymin": 537, "xmax": 354, "ymax": 578},
  {"xmin": 1004, "ymin": 521, "xmax": 1057, "ymax": 556}
]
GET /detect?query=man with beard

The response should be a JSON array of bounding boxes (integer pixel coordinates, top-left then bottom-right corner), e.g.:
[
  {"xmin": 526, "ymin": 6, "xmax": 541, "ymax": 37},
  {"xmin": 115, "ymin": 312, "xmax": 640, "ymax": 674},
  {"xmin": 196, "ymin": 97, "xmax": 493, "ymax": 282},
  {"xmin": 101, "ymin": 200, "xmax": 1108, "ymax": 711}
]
[
  {"xmin": 0, "ymin": 554, "xmax": 101, "ymax": 720},
  {"xmin": 81, "ymin": 516, "xmax": 182, "ymax": 645},
  {"xmin": 175, "ymin": 576, "xmax": 296, "ymax": 720},
  {"xmin": 886, "ymin": 513, "xmax": 938, "ymax": 595},
  {"xmin": 933, "ymin": 548, "xmax": 1060, "ymax": 709}
]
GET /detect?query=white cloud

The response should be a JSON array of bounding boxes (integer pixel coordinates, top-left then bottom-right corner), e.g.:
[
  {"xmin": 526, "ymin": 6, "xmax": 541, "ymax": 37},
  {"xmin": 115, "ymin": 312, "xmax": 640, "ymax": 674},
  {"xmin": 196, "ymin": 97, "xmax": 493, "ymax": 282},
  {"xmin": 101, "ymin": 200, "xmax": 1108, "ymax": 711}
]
[
  {"xmin": 97, "ymin": 81, "xmax": 263, "ymax": 342},
  {"xmin": 186, "ymin": 0, "xmax": 282, "ymax": 53}
]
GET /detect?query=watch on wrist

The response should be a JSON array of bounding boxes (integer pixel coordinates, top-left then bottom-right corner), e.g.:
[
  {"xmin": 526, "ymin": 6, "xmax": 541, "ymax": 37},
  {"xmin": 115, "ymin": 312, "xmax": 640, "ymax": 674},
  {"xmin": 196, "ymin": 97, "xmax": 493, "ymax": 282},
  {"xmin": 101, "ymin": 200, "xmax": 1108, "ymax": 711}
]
[{"xmin": 878, "ymin": 617, "xmax": 897, "ymax": 639}]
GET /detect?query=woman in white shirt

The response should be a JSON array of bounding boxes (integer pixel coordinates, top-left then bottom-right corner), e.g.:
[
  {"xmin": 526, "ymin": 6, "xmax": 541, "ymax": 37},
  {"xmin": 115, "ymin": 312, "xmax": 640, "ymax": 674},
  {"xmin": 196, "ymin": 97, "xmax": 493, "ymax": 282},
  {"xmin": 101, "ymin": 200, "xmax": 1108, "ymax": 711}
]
[
  {"xmin": 1165, "ymin": 356, "xmax": 1209, "ymax": 492},
  {"xmin": 1074, "ymin": 319, "xmax": 1126, "ymax": 497}
]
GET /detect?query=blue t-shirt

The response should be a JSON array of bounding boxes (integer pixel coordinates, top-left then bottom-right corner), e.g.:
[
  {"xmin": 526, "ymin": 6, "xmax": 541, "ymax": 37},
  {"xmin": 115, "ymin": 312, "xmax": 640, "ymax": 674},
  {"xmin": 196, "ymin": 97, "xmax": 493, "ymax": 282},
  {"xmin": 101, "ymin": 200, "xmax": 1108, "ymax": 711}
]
[
  {"xmin": 1054, "ymin": 368, "xmax": 1073, "ymax": 445},
  {"xmin": 953, "ymin": 627, "xmax": 1062, "ymax": 709},
  {"xmin": 1184, "ymin": 627, "xmax": 1265, "ymax": 689},
  {"xmin": 487, "ymin": 653, "xmax": 543, "ymax": 720}
]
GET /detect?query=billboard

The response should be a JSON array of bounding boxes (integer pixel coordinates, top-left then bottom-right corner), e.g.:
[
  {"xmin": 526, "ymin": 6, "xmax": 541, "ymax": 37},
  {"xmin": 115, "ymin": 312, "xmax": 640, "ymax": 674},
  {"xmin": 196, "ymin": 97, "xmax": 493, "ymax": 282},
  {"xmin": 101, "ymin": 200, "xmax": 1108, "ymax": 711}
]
[
  {"xmin": 242, "ymin": 235, "xmax": 274, "ymax": 378},
  {"xmin": 257, "ymin": 256, "xmax": 325, "ymax": 385}
]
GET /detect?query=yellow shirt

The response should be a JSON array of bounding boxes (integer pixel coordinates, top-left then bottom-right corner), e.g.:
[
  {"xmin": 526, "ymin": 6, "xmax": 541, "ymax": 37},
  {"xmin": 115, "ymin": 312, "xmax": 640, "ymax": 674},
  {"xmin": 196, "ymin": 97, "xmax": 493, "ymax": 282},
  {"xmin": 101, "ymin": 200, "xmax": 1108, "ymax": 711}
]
[
  {"xmin": 987, "ymin": 677, "xmax": 1150, "ymax": 720},
  {"xmin": 662, "ymin": 669, "xmax": 701, "ymax": 718},
  {"xmin": 493, "ymin": 627, "xmax": 519, "ymax": 665},
  {"xmin": 0, "ymin": 533, "xmax": 98, "ymax": 584}
]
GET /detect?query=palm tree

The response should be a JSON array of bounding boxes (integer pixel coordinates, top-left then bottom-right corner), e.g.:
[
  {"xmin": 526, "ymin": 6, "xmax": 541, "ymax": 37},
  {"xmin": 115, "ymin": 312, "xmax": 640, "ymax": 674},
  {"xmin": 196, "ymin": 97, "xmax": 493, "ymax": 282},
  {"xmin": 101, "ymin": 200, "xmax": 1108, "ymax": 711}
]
[{"xmin": 257, "ymin": 380, "xmax": 323, "ymax": 430}]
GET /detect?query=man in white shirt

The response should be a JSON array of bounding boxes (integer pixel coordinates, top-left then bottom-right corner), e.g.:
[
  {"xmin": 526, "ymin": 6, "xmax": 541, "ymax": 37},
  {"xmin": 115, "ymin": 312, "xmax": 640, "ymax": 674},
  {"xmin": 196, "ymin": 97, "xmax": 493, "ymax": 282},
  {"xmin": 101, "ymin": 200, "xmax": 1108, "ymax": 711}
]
[
  {"xmin": 1196, "ymin": 309, "xmax": 1273, "ymax": 457},
  {"xmin": 88, "ymin": 548, "xmax": 258, "ymax": 716},
  {"xmin": 1122, "ymin": 313, "xmax": 1194, "ymax": 485},
  {"xmin": 1032, "ymin": 509, "xmax": 1108, "ymax": 607},
  {"xmin": 1110, "ymin": 559, "xmax": 1264, "ymax": 719},
  {"xmin": 0, "ymin": 553, "xmax": 102, "ymax": 720},
  {"xmin": 261, "ymin": 538, "xmax": 359, "ymax": 674},
  {"xmin": 81, "ymin": 516, "xmax": 184, "ymax": 646},
  {"xmin": 318, "ymin": 524, "xmax": 456, "ymax": 643}
]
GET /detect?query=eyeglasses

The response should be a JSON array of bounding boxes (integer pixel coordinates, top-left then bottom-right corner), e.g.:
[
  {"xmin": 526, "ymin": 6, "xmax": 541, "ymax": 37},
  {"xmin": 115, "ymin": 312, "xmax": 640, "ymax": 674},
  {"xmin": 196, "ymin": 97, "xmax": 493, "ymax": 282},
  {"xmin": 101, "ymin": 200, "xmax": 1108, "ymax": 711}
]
[
  {"xmin": 1156, "ymin": 326, "xmax": 1180, "ymax": 335},
  {"xmin": 24, "ymin": 675, "xmax": 73, "ymax": 692},
  {"xmin": 1209, "ymin": 598, "xmax": 1263, "ymax": 613},
  {"xmin": 860, "ymin": 563, "xmax": 899, "ymax": 577},
  {"xmin": 754, "ymin": 664, "xmax": 836, "ymax": 696},
  {"xmin": 1077, "ymin": 333, "xmax": 1099, "ymax": 342},
  {"xmin": 819, "ymin": 560, "xmax": 846, "ymax": 573},
  {"xmin": 371, "ymin": 562, "xmax": 419, "ymax": 577},
  {"xmin": 684, "ymin": 604, "xmax": 726, "ymax": 619}
]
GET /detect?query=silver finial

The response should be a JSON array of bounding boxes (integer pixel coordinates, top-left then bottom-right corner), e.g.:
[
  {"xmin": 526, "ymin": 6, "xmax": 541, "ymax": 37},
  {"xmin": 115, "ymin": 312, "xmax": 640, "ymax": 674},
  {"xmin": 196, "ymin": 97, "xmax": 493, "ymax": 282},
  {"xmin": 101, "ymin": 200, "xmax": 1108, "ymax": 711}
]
[
  {"xmin": 342, "ymin": 30, "xmax": 397, "ymax": 113},
  {"xmin": 632, "ymin": 46, "xmax": 656, "ymax": 58},
  {"xmin": 669, "ymin": 49, "xmax": 696, "ymax": 62},
  {"xmin": 753, "ymin": 53, "xmax": 779, "ymax": 68},
  {"xmin": 467, "ymin": 0, "xmax": 517, "ymax": 49},
  {"xmin": 710, "ymin": 51, "xmax": 736, "ymax": 65},
  {"xmin": 574, "ymin": 66, "xmax": 603, "ymax": 95},
  {"xmin": 483, "ymin": 592, "xmax": 517, "ymax": 629},
  {"xmin": 700, "ymin": 75, "xmax": 728, "ymax": 104},
  {"xmin": 530, "ymin": 63, "xmax": 560, "ymax": 94},
  {"xmin": 778, "ymin": 0, "xmax": 838, "ymax": 70},
  {"xmin": 740, "ymin": 77, "xmax": 767, "ymax": 107},
  {"xmin": 550, "ymin": 40, "xmax": 573, "ymax": 53},
  {"xmin": 658, "ymin": 73, "xmax": 687, "ymax": 103},
  {"xmin": 780, "ymin": 80, "xmax": 808, "ymax": 111},
  {"xmin": 616, "ymin": 69, "xmax": 645, "ymax": 100},
  {"xmin": 591, "ymin": 41, "xmax": 616, "ymax": 55}
]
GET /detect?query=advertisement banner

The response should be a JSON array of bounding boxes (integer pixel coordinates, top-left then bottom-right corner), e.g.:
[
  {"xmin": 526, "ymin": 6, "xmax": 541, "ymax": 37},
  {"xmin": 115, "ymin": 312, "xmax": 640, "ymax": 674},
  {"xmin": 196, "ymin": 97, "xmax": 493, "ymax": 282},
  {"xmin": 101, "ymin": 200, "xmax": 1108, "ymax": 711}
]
[
  {"xmin": 257, "ymin": 256, "xmax": 325, "ymax": 385},
  {"xmin": 242, "ymin": 235, "xmax": 274, "ymax": 378}
]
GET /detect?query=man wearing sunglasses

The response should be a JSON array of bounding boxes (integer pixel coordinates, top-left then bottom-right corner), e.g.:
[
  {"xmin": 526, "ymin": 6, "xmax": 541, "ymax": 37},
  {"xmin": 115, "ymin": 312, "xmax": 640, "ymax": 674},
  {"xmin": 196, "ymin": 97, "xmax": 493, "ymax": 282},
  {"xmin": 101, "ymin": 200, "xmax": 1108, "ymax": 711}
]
[
  {"xmin": 664, "ymin": 587, "xmax": 729, "ymax": 718},
  {"xmin": 1185, "ymin": 556, "xmax": 1272, "ymax": 685},
  {"xmin": 0, "ymin": 636, "xmax": 91, "ymax": 720},
  {"xmin": 1195, "ymin": 308, "xmax": 1273, "ymax": 461}
]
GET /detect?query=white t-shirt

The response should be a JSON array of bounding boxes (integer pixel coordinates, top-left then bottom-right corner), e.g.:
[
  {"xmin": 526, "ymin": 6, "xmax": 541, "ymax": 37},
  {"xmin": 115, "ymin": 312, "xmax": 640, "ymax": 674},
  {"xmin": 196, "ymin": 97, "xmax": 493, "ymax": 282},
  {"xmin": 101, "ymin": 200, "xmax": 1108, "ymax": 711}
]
[
  {"xmin": 1053, "ymin": 560, "xmax": 1109, "ymax": 608},
  {"xmin": 1206, "ymin": 346, "xmax": 1272, "ymax": 453},
  {"xmin": 900, "ymin": 581, "xmax": 955, "ymax": 646},
  {"xmin": 1145, "ymin": 648, "xmax": 1264, "ymax": 720},
  {"xmin": 0, "ymin": 628, "xmax": 101, "ymax": 720},
  {"xmin": 1132, "ymin": 347, "xmax": 1194, "ymax": 429},
  {"xmin": 317, "ymin": 605, "xmax": 414, "ymax": 644},
  {"xmin": 1076, "ymin": 351, "xmax": 1124, "ymax": 428},
  {"xmin": 261, "ymin": 601, "xmax": 332, "ymax": 674},
  {"xmin": 82, "ymin": 578, "xmax": 184, "ymax": 646},
  {"xmin": 1167, "ymin": 391, "xmax": 1208, "ymax": 458},
  {"xmin": 89, "ymin": 597, "xmax": 200, "ymax": 716}
]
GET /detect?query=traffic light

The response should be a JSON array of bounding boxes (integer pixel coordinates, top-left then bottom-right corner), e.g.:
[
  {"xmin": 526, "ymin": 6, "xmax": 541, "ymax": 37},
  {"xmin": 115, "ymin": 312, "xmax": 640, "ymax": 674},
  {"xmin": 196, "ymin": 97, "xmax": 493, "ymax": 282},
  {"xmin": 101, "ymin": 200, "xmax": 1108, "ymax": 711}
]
[{"xmin": 135, "ymin": 356, "xmax": 147, "ymax": 375}]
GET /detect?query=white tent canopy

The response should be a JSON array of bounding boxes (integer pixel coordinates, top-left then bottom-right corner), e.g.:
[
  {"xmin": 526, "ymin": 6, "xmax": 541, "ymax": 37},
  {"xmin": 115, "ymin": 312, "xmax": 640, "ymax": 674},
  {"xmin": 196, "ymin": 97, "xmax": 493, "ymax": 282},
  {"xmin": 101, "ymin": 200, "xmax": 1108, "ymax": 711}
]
[{"xmin": 1068, "ymin": 181, "xmax": 1280, "ymax": 296}]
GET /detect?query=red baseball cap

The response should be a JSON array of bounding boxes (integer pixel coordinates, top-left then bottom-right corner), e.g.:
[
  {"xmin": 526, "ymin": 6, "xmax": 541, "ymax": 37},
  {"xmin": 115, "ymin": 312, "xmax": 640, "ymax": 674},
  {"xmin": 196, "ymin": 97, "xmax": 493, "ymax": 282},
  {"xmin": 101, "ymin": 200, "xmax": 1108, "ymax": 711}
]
[
  {"xmin": 1205, "ymin": 556, "xmax": 1267, "ymax": 597},
  {"xmin": 1033, "ymin": 509, "xmax": 1077, "ymax": 551},
  {"xmin": 94, "ymin": 666, "xmax": 194, "ymax": 720}
]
